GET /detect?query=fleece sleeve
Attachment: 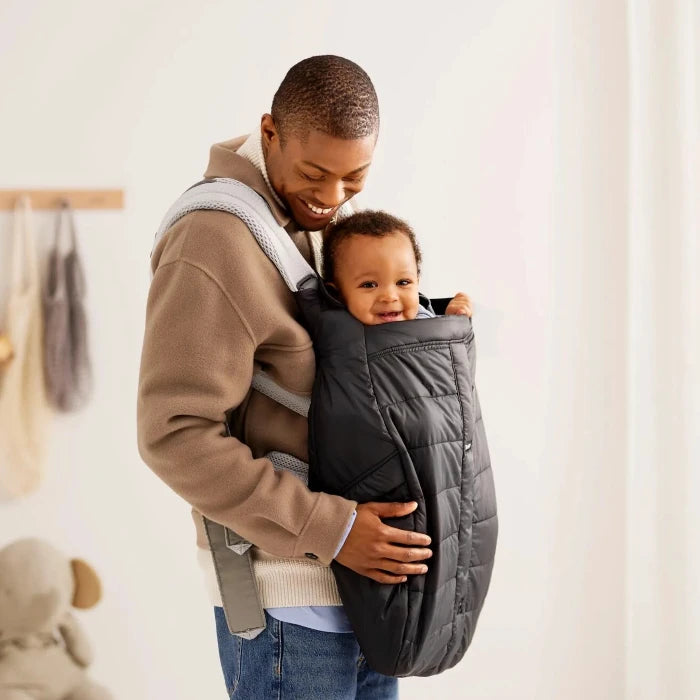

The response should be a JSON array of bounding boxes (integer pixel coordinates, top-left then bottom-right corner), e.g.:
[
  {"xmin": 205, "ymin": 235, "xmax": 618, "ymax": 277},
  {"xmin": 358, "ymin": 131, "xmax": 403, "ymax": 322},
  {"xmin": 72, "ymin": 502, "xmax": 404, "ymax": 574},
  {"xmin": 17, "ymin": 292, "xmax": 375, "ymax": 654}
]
[{"xmin": 137, "ymin": 234, "xmax": 356, "ymax": 564}]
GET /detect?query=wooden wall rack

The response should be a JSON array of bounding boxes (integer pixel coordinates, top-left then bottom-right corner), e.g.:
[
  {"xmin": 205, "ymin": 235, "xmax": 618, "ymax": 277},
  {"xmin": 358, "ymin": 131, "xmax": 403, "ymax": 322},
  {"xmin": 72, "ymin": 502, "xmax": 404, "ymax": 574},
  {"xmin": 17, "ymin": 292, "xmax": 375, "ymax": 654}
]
[{"xmin": 0, "ymin": 190, "xmax": 124, "ymax": 210}]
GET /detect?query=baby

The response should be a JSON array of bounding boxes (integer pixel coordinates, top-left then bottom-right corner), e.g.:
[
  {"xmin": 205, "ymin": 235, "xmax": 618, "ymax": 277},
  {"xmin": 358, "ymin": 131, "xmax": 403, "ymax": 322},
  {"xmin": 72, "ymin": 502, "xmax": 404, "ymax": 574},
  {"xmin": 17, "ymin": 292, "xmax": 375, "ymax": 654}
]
[{"xmin": 322, "ymin": 210, "xmax": 472, "ymax": 323}]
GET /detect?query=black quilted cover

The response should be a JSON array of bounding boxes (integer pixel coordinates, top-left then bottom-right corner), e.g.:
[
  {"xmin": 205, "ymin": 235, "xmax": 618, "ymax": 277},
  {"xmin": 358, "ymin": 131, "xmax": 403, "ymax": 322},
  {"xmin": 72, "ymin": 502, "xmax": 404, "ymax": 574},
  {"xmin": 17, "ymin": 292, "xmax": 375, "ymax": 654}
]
[{"xmin": 299, "ymin": 288, "xmax": 498, "ymax": 677}]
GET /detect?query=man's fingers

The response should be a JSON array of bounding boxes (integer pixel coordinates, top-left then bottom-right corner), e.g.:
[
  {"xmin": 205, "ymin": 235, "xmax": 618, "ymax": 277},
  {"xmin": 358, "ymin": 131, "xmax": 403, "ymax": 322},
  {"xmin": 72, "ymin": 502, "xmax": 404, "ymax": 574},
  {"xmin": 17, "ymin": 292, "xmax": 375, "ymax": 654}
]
[
  {"xmin": 378, "ymin": 559, "xmax": 429, "ymax": 576},
  {"xmin": 381, "ymin": 524, "xmax": 432, "ymax": 547},
  {"xmin": 369, "ymin": 571, "xmax": 408, "ymax": 585},
  {"xmin": 382, "ymin": 543, "xmax": 433, "ymax": 562},
  {"xmin": 339, "ymin": 502, "xmax": 433, "ymax": 583},
  {"xmin": 369, "ymin": 500, "xmax": 418, "ymax": 518}
]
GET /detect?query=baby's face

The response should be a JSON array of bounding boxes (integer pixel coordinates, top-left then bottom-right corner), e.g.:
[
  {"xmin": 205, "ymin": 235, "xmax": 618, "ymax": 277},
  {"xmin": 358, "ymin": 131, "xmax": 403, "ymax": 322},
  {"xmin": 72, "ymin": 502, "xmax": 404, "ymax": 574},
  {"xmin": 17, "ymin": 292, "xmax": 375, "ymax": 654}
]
[{"xmin": 332, "ymin": 231, "xmax": 420, "ymax": 325}]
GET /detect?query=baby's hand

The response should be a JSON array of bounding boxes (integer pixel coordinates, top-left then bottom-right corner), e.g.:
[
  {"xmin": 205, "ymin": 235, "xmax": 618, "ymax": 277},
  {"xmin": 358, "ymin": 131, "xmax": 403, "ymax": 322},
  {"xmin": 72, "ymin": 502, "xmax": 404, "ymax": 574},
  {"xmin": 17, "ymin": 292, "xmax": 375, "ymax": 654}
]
[{"xmin": 444, "ymin": 292, "xmax": 473, "ymax": 318}]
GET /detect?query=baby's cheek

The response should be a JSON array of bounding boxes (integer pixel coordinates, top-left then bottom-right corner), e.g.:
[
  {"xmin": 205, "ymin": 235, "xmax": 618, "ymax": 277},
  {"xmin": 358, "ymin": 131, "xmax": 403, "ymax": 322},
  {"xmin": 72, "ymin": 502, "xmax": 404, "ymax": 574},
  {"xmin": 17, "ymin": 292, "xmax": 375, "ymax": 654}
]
[
  {"xmin": 405, "ymin": 298, "xmax": 420, "ymax": 320},
  {"xmin": 346, "ymin": 293, "xmax": 371, "ymax": 323}
]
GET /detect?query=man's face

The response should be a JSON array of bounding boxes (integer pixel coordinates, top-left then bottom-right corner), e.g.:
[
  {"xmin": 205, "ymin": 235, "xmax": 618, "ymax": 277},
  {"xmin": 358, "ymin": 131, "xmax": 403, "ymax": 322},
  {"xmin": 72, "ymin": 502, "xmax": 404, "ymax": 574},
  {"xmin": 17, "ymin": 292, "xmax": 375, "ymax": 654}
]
[
  {"xmin": 332, "ymin": 231, "xmax": 420, "ymax": 325},
  {"xmin": 261, "ymin": 114, "xmax": 376, "ymax": 231}
]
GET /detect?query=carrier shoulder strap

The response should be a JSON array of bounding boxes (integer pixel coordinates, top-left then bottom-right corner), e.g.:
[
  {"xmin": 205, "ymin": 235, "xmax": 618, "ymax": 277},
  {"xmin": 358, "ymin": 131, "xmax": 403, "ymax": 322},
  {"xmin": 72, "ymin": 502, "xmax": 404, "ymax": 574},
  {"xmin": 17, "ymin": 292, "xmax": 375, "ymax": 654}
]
[
  {"xmin": 154, "ymin": 178, "xmax": 314, "ymax": 419},
  {"xmin": 154, "ymin": 177, "xmax": 317, "ymax": 293},
  {"xmin": 153, "ymin": 178, "xmax": 318, "ymax": 637}
]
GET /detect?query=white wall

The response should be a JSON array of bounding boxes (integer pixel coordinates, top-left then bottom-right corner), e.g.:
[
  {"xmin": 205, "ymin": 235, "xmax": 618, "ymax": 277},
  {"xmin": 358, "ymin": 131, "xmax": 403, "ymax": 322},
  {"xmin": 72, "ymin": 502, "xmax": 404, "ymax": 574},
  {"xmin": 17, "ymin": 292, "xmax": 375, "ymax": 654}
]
[{"xmin": 0, "ymin": 1, "xmax": 630, "ymax": 698}]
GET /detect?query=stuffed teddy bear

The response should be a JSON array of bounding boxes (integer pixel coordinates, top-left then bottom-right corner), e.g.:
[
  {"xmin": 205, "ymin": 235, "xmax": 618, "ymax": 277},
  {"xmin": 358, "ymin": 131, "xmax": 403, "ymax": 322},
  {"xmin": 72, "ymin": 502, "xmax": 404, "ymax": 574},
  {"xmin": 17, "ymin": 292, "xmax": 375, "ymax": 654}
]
[{"xmin": 0, "ymin": 538, "xmax": 112, "ymax": 700}]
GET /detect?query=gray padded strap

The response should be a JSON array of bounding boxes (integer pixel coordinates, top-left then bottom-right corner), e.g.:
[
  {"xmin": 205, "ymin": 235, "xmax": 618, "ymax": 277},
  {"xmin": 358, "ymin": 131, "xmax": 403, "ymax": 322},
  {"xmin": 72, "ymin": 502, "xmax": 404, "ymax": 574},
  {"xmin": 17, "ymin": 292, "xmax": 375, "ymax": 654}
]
[
  {"xmin": 251, "ymin": 370, "xmax": 310, "ymax": 418},
  {"xmin": 153, "ymin": 178, "xmax": 317, "ymax": 292},
  {"xmin": 203, "ymin": 517, "xmax": 265, "ymax": 637},
  {"xmin": 268, "ymin": 450, "xmax": 309, "ymax": 485}
]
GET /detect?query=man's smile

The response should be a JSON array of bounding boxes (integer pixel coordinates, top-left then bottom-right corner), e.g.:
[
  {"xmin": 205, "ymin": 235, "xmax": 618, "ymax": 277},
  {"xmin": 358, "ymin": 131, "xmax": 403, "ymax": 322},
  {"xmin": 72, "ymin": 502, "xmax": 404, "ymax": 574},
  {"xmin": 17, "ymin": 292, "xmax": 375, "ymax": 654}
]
[{"xmin": 298, "ymin": 197, "xmax": 337, "ymax": 219}]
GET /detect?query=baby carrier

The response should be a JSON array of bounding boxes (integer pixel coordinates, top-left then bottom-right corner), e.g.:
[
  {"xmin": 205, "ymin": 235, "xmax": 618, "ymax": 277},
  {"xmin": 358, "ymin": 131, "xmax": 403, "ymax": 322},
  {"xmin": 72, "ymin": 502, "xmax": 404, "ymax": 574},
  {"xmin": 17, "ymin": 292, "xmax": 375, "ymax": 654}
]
[{"xmin": 154, "ymin": 179, "xmax": 498, "ymax": 677}]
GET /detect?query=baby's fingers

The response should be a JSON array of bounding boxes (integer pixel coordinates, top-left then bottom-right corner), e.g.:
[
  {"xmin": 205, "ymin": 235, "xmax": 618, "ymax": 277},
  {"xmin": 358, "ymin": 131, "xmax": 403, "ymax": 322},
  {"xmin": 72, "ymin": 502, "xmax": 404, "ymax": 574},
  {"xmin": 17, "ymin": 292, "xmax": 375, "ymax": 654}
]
[{"xmin": 445, "ymin": 300, "xmax": 473, "ymax": 317}]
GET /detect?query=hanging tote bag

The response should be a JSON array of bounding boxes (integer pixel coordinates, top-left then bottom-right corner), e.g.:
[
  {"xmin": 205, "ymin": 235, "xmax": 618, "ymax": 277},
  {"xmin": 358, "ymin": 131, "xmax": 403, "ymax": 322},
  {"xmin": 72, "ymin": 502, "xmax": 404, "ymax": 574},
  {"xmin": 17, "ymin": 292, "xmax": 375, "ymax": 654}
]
[
  {"xmin": 43, "ymin": 200, "xmax": 92, "ymax": 411},
  {"xmin": 0, "ymin": 196, "xmax": 51, "ymax": 498}
]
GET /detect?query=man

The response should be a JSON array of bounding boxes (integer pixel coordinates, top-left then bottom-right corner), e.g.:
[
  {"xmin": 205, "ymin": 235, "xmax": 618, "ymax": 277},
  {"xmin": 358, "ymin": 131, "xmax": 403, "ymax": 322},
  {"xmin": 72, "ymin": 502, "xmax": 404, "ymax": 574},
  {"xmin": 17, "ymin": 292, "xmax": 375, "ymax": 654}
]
[{"xmin": 137, "ymin": 56, "xmax": 432, "ymax": 699}]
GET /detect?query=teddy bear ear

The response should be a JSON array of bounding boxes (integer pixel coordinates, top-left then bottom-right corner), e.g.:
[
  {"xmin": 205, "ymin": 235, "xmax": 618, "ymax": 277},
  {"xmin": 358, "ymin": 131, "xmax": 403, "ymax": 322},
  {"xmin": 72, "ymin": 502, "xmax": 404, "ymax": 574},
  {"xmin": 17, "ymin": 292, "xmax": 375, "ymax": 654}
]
[{"xmin": 70, "ymin": 558, "xmax": 102, "ymax": 609}]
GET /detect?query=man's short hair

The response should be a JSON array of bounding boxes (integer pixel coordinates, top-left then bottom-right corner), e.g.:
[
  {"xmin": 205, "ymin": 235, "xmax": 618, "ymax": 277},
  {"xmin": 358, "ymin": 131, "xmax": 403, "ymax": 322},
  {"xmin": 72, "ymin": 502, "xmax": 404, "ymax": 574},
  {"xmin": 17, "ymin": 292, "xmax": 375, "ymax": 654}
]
[
  {"xmin": 271, "ymin": 55, "xmax": 379, "ymax": 144},
  {"xmin": 323, "ymin": 210, "xmax": 422, "ymax": 283}
]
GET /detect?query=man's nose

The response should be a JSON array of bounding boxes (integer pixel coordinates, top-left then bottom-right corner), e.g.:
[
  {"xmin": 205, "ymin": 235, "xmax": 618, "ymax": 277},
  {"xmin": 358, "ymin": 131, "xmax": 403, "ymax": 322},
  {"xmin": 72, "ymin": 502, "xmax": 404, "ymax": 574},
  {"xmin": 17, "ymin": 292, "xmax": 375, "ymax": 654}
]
[{"xmin": 315, "ymin": 179, "xmax": 346, "ymax": 208}]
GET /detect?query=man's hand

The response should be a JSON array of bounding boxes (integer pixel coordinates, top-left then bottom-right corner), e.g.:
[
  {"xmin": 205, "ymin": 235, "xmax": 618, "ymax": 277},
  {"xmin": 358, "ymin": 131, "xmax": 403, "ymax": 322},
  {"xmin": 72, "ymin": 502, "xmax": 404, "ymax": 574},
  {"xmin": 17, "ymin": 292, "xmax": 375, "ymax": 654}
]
[
  {"xmin": 335, "ymin": 502, "xmax": 432, "ymax": 584},
  {"xmin": 444, "ymin": 292, "xmax": 473, "ymax": 318}
]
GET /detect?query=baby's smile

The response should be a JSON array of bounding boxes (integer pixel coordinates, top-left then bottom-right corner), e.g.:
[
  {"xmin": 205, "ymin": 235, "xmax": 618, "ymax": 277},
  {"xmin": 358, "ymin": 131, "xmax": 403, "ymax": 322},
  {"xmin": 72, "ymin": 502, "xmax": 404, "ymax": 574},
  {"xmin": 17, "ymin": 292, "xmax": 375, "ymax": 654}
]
[{"xmin": 375, "ymin": 311, "xmax": 404, "ymax": 322}]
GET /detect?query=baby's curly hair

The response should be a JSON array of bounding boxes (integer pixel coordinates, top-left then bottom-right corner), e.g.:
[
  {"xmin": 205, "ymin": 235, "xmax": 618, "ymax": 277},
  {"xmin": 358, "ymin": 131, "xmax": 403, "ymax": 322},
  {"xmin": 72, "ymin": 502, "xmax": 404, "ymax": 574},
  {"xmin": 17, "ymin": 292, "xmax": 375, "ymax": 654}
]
[{"xmin": 323, "ymin": 210, "xmax": 422, "ymax": 283}]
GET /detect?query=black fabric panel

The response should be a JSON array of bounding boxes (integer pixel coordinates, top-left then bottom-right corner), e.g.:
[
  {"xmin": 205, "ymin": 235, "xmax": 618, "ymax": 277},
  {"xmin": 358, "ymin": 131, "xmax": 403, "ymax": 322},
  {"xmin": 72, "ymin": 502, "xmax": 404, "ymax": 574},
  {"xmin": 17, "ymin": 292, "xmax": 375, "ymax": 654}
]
[
  {"xmin": 298, "ymin": 287, "xmax": 498, "ymax": 677},
  {"xmin": 429, "ymin": 297, "xmax": 453, "ymax": 315}
]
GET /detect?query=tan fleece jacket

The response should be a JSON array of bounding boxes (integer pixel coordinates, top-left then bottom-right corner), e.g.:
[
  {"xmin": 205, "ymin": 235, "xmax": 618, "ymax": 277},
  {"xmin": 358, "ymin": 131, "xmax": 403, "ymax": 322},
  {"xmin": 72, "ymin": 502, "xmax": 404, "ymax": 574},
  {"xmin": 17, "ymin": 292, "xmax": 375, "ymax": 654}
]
[{"xmin": 137, "ymin": 136, "xmax": 357, "ymax": 572}]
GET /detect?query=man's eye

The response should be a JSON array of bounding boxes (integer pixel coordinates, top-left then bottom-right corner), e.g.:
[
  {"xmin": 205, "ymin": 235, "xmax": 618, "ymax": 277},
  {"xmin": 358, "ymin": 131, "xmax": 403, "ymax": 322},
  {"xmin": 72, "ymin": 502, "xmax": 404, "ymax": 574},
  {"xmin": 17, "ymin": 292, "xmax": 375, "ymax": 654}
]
[
  {"xmin": 301, "ymin": 172, "xmax": 324, "ymax": 182},
  {"xmin": 359, "ymin": 281, "xmax": 377, "ymax": 289}
]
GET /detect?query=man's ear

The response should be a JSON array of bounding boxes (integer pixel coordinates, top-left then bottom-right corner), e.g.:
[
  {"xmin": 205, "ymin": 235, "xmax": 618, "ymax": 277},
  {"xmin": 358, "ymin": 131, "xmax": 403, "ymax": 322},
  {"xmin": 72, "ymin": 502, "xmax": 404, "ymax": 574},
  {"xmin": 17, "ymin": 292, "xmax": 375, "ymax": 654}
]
[{"xmin": 261, "ymin": 114, "xmax": 279, "ymax": 151}]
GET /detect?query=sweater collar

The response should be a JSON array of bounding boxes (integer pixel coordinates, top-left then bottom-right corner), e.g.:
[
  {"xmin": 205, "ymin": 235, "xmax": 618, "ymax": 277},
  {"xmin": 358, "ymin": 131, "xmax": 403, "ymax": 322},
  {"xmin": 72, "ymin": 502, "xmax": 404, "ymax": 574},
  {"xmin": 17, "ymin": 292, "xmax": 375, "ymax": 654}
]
[
  {"xmin": 236, "ymin": 132, "xmax": 287, "ymax": 211},
  {"xmin": 203, "ymin": 135, "xmax": 292, "ymax": 229}
]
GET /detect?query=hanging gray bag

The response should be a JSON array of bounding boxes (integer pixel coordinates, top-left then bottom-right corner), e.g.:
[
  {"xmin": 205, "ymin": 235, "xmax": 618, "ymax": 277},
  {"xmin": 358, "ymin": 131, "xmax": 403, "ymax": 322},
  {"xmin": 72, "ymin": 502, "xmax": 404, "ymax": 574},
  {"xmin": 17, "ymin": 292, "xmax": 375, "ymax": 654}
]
[{"xmin": 43, "ymin": 201, "xmax": 92, "ymax": 411}]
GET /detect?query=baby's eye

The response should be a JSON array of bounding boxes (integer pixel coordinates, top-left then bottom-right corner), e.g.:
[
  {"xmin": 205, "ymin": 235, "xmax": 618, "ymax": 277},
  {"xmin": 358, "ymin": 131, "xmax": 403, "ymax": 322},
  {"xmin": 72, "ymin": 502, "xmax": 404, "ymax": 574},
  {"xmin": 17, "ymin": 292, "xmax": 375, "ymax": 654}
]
[
  {"xmin": 359, "ymin": 281, "xmax": 377, "ymax": 289},
  {"xmin": 397, "ymin": 279, "xmax": 414, "ymax": 287}
]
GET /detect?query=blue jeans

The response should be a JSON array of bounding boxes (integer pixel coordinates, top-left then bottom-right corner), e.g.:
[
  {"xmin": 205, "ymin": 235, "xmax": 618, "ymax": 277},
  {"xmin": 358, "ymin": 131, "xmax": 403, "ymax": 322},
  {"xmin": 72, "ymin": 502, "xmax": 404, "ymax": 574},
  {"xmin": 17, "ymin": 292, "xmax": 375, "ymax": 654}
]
[{"xmin": 214, "ymin": 608, "xmax": 399, "ymax": 699}]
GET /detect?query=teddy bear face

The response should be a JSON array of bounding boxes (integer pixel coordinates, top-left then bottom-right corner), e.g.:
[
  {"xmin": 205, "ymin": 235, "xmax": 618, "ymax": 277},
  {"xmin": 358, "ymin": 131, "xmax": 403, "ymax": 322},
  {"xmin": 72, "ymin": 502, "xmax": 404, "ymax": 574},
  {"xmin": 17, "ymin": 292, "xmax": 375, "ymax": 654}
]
[{"xmin": 0, "ymin": 539, "xmax": 74, "ymax": 640}]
